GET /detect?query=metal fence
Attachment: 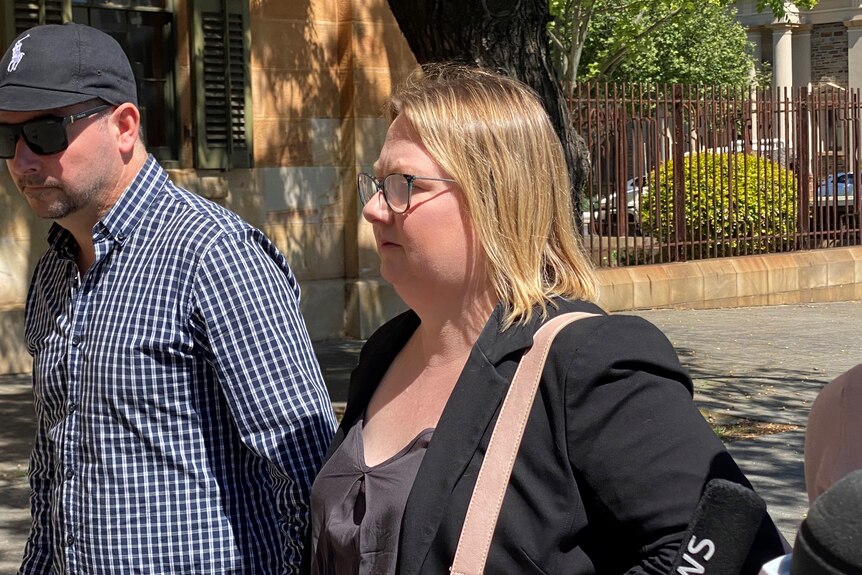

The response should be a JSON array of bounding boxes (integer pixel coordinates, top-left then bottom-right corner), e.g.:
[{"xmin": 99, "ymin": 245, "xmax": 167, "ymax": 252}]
[{"xmin": 570, "ymin": 83, "xmax": 862, "ymax": 267}]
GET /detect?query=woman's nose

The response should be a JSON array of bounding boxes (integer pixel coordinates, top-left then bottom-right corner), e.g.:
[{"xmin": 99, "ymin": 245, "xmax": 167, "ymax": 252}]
[{"xmin": 362, "ymin": 191, "xmax": 391, "ymax": 224}]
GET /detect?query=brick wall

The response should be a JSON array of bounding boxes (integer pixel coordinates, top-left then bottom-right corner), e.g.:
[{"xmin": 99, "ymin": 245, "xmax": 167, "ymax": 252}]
[{"xmin": 811, "ymin": 22, "xmax": 848, "ymax": 87}]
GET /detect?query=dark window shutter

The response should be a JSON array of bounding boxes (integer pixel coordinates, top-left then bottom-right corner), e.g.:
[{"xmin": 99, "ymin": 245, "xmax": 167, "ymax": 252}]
[
  {"xmin": 4, "ymin": 0, "xmax": 68, "ymax": 46},
  {"xmin": 192, "ymin": 0, "xmax": 253, "ymax": 170}
]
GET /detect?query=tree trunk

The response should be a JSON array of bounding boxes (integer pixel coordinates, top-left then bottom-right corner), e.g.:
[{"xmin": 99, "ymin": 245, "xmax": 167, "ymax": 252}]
[{"xmin": 386, "ymin": 0, "xmax": 591, "ymax": 211}]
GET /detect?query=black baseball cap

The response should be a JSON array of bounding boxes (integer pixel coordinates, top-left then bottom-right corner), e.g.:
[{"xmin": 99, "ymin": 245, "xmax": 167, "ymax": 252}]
[{"xmin": 0, "ymin": 22, "xmax": 138, "ymax": 112}]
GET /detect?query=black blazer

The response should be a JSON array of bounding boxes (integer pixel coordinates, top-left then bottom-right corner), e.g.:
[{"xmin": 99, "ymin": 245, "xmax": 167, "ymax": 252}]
[{"xmin": 319, "ymin": 299, "xmax": 785, "ymax": 574}]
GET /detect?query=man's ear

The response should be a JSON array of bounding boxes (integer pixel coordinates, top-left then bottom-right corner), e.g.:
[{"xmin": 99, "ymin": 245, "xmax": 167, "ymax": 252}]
[{"xmin": 113, "ymin": 103, "xmax": 141, "ymax": 155}]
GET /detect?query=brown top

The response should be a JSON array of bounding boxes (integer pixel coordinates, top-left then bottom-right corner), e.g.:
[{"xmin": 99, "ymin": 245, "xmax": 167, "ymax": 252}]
[{"xmin": 310, "ymin": 416, "xmax": 433, "ymax": 575}]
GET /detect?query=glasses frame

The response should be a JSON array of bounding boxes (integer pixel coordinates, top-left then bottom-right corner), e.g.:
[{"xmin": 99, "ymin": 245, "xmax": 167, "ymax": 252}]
[
  {"xmin": 0, "ymin": 104, "xmax": 112, "ymax": 159},
  {"xmin": 358, "ymin": 172, "xmax": 456, "ymax": 214}
]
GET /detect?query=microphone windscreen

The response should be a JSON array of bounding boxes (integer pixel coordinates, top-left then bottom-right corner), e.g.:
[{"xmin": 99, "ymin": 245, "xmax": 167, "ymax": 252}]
[
  {"xmin": 759, "ymin": 554, "xmax": 792, "ymax": 575},
  {"xmin": 791, "ymin": 469, "xmax": 862, "ymax": 574},
  {"xmin": 670, "ymin": 478, "xmax": 768, "ymax": 575}
]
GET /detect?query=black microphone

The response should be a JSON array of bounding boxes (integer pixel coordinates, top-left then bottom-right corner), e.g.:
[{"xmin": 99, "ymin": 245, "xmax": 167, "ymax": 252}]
[
  {"xmin": 791, "ymin": 469, "xmax": 862, "ymax": 574},
  {"xmin": 669, "ymin": 478, "xmax": 768, "ymax": 575}
]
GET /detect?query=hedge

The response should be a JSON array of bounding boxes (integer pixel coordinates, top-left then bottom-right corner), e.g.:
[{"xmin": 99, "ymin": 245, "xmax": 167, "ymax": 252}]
[{"xmin": 640, "ymin": 151, "xmax": 798, "ymax": 259}]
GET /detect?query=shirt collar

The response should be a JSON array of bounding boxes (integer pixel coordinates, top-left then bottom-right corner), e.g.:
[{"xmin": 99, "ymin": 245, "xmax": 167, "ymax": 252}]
[
  {"xmin": 98, "ymin": 155, "xmax": 166, "ymax": 245},
  {"xmin": 46, "ymin": 222, "xmax": 76, "ymax": 259},
  {"xmin": 47, "ymin": 155, "xmax": 167, "ymax": 253}
]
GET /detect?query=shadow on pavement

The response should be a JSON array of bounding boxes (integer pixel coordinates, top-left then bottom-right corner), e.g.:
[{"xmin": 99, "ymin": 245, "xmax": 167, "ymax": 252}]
[{"xmin": 0, "ymin": 378, "xmax": 34, "ymax": 574}]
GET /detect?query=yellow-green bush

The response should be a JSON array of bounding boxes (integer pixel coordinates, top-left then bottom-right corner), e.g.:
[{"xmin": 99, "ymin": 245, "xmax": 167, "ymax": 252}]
[{"xmin": 640, "ymin": 152, "xmax": 797, "ymax": 259}]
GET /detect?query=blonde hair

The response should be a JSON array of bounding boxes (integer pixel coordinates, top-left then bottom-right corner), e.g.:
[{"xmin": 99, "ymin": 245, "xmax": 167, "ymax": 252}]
[{"xmin": 387, "ymin": 64, "xmax": 597, "ymax": 328}]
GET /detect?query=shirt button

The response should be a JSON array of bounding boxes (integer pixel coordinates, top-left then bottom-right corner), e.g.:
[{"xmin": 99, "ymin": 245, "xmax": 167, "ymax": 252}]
[
  {"xmin": 71, "ymin": 336, "xmax": 81, "ymax": 347},
  {"xmin": 66, "ymin": 535, "xmax": 75, "ymax": 547},
  {"xmin": 65, "ymin": 468, "xmax": 74, "ymax": 480},
  {"xmin": 68, "ymin": 402, "xmax": 78, "ymax": 414}
]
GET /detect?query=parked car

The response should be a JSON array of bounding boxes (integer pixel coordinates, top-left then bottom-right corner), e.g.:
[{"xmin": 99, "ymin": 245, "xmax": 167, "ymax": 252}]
[
  {"xmin": 817, "ymin": 172, "xmax": 854, "ymax": 200},
  {"xmin": 813, "ymin": 172, "xmax": 857, "ymax": 233},
  {"xmin": 579, "ymin": 198, "xmax": 593, "ymax": 236},
  {"xmin": 593, "ymin": 176, "xmax": 646, "ymax": 235}
]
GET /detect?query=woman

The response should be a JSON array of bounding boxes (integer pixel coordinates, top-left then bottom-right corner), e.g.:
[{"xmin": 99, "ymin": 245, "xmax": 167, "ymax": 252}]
[{"xmin": 309, "ymin": 65, "xmax": 785, "ymax": 574}]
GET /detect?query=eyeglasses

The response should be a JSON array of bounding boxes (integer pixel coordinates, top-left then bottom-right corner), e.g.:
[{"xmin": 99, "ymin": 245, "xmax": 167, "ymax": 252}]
[
  {"xmin": 0, "ymin": 104, "xmax": 112, "ymax": 159},
  {"xmin": 358, "ymin": 172, "xmax": 456, "ymax": 214}
]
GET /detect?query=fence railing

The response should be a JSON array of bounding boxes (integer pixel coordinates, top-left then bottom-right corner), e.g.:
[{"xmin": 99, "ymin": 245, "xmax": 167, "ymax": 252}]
[{"xmin": 570, "ymin": 82, "xmax": 862, "ymax": 267}]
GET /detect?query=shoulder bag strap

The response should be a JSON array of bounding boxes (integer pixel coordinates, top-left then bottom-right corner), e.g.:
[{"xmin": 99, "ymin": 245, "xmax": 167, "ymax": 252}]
[{"xmin": 450, "ymin": 311, "xmax": 599, "ymax": 575}]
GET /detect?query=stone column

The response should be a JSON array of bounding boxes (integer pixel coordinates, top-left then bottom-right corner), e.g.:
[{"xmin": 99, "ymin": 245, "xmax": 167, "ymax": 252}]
[
  {"xmin": 746, "ymin": 25, "xmax": 764, "ymax": 81},
  {"xmin": 845, "ymin": 16, "xmax": 862, "ymax": 92},
  {"xmin": 793, "ymin": 24, "xmax": 812, "ymax": 88},
  {"xmin": 771, "ymin": 23, "xmax": 796, "ymax": 91},
  {"xmin": 771, "ymin": 23, "xmax": 797, "ymax": 148},
  {"xmin": 844, "ymin": 16, "xmax": 862, "ymax": 187},
  {"xmin": 746, "ymin": 26, "xmax": 765, "ymax": 144},
  {"xmin": 792, "ymin": 24, "xmax": 813, "ymax": 194}
]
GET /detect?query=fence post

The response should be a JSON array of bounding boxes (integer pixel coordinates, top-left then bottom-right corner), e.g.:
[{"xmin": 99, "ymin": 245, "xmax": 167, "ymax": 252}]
[
  {"xmin": 798, "ymin": 86, "xmax": 811, "ymax": 248},
  {"xmin": 853, "ymin": 89, "xmax": 861, "ymax": 245},
  {"xmin": 672, "ymin": 84, "xmax": 686, "ymax": 262}
]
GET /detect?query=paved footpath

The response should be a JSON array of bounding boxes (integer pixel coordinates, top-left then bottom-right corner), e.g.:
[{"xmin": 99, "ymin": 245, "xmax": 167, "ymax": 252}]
[
  {"xmin": 1, "ymin": 301, "xmax": 860, "ymax": 571},
  {"xmin": 632, "ymin": 302, "xmax": 861, "ymax": 545}
]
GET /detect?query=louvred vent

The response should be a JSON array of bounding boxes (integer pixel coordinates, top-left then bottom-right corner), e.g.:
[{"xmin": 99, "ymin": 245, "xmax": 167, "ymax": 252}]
[
  {"xmin": 200, "ymin": 10, "xmax": 247, "ymax": 150},
  {"xmin": 13, "ymin": 0, "xmax": 64, "ymax": 32}
]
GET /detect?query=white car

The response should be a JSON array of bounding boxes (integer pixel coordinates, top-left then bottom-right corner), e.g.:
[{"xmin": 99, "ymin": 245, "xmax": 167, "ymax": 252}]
[{"xmin": 593, "ymin": 176, "xmax": 645, "ymax": 235}]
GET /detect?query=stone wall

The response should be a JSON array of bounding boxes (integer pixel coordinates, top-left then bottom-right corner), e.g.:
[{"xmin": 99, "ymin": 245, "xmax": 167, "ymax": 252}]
[
  {"xmin": 0, "ymin": 0, "xmax": 419, "ymax": 373},
  {"xmin": 597, "ymin": 247, "xmax": 862, "ymax": 312},
  {"xmin": 0, "ymin": 166, "xmax": 49, "ymax": 374},
  {"xmin": 245, "ymin": 1, "xmax": 417, "ymax": 341}
]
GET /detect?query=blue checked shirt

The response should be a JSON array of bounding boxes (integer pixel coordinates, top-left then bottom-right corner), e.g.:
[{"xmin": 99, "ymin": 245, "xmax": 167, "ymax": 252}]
[{"xmin": 20, "ymin": 156, "xmax": 337, "ymax": 574}]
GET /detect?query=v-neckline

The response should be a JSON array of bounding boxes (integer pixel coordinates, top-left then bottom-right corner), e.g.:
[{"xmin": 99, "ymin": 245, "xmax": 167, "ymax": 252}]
[{"xmin": 357, "ymin": 415, "xmax": 434, "ymax": 471}]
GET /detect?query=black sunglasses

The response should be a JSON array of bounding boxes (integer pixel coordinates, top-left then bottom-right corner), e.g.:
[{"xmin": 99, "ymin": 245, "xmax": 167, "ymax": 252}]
[{"xmin": 0, "ymin": 104, "xmax": 112, "ymax": 159}]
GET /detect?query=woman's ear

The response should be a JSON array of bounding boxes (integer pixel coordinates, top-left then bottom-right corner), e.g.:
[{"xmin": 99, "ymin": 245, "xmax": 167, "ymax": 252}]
[{"xmin": 112, "ymin": 102, "xmax": 141, "ymax": 155}]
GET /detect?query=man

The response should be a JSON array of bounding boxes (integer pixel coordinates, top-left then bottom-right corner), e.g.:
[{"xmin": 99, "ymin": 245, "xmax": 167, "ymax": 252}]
[{"xmin": 0, "ymin": 23, "xmax": 336, "ymax": 574}]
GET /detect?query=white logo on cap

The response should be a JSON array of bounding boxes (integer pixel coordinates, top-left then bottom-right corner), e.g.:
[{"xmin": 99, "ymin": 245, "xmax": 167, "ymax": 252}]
[{"xmin": 7, "ymin": 34, "xmax": 30, "ymax": 72}]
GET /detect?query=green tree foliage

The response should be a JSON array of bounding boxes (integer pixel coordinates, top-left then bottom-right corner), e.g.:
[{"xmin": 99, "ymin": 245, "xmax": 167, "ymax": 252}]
[
  {"xmin": 641, "ymin": 152, "xmax": 798, "ymax": 259},
  {"xmin": 590, "ymin": 4, "xmax": 754, "ymax": 85},
  {"xmin": 756, "ymin": 0, "xmax": 818, "ymax": 15},
  {"xmin": 549, "ymin": 0, "xmax": 819, "ymax": 95}
]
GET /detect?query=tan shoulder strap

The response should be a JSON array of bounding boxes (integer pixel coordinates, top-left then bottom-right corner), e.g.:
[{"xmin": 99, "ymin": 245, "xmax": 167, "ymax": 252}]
[{"xmin": 450, "ymin": 311, "xmax": 599, "ymax": 575}]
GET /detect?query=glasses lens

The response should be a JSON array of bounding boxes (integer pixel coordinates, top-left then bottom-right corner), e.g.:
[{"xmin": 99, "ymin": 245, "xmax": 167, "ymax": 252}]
[
  {"xmin": 0, "ymin": 126, "xmax": 19, "ymax": 159},
  {"xmin": 358, "ymin": 173, "xmax": 377, "ymax": 205},
  {"xmin": 22, "ymin": 118, "xmax": 68, "ymax": 155},
  {"xmin": 384, "ymin": 174, "xmax": 409, "ymax": 213}
]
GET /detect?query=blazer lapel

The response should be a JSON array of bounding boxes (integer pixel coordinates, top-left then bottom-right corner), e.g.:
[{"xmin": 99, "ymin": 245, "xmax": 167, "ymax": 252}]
[{"xmin": 397, "ymin": 308, "xmax": 535, "ymax": 575}]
